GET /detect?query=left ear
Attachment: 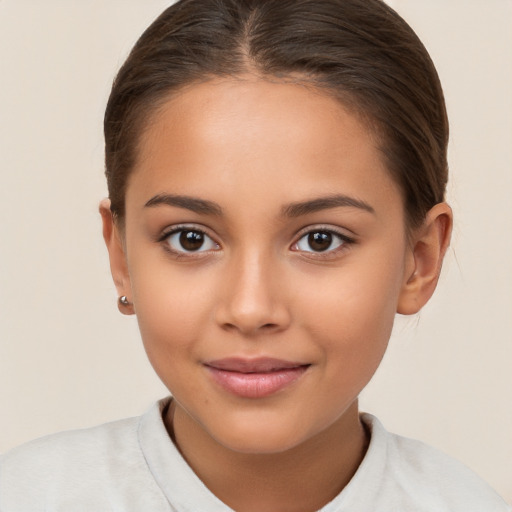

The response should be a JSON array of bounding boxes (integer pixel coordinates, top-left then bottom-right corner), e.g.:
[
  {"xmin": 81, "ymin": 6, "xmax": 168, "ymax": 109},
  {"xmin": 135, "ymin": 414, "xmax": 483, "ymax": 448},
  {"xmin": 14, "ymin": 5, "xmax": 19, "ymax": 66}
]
[{"xmin": 397, "ymin": 202, "xmax": 453, "ymax": 315}]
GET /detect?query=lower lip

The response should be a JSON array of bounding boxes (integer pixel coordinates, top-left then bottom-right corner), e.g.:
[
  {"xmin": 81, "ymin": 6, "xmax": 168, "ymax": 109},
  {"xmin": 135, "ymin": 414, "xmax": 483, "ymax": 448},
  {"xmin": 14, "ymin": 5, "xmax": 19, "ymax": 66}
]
[{"xmin": 206, "ymin": 366, "xmax": 309, "ymax": 398}]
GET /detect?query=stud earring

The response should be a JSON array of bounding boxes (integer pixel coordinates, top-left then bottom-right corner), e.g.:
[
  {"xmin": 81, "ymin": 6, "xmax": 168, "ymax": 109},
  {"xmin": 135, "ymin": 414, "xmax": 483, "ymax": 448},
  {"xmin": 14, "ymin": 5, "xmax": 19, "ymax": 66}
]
[{"xmin": 118, "ymin": 295, "xmax": 131, "ymax": 306}]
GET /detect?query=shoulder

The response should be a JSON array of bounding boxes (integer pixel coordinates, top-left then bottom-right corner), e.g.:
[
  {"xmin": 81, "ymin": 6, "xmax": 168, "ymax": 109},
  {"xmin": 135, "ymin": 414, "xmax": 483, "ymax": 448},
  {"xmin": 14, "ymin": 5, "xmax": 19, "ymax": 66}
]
[
  {"xmin": 360, "ymin": 413, "xmax": 511, "ymax": 512},
  {"xmin": 0, "ymin": 410, "xmax": 168, "ymax": 511},
  {"xmin": 1, "ymin": 415, "xmax": 137, "ymax": 471}
]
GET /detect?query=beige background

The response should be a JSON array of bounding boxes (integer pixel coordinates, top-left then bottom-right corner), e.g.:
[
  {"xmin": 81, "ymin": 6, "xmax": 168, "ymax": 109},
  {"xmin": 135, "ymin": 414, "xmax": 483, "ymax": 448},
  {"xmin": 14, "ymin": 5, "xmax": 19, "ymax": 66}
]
[{"xmin": 0, "ymin": 0, "xmax": 511, "ymax": 503}]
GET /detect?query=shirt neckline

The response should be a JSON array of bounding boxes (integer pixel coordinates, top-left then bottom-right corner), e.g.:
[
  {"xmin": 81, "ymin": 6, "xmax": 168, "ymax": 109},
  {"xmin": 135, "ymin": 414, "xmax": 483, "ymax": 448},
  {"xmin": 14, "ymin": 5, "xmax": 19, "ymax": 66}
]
[{"xmin": 137, "ymin": 397, "xmax": 386, "ymax": 512}]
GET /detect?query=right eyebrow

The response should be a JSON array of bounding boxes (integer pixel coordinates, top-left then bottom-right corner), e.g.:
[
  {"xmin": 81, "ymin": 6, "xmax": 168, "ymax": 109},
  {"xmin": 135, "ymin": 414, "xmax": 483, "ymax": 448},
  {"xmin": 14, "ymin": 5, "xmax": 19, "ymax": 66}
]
[{"xmin": 144, "ymin": 194, "xmax": 223, "ymax": 216}]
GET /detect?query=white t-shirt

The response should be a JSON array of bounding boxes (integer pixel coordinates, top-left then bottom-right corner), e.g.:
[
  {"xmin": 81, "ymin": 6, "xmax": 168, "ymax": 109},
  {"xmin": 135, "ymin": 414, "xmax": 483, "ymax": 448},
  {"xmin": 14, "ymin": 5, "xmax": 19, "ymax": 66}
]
[{"xmin": 1, "ymin": 397, "xmax": 510, "ymax": 512}]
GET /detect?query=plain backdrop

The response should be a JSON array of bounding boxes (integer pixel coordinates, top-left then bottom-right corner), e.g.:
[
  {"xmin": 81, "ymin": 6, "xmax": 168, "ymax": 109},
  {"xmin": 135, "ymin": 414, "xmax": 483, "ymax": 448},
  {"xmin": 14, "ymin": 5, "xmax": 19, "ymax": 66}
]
[{"xmin": 0, "ymin": 0, "xmax": 511, "ymax": 503}]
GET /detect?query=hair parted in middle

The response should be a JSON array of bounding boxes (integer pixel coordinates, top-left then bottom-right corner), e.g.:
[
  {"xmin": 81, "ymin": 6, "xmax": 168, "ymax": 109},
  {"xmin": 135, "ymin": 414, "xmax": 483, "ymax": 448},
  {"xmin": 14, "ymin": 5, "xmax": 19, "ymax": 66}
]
[{"xmin": 105, "ymin": 0, "xmax": 448, "ymax": 228}]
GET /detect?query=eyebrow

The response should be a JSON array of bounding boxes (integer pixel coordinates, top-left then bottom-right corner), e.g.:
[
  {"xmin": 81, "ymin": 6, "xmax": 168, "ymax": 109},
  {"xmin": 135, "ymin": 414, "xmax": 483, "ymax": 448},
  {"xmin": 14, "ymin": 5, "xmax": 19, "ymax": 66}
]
[
  {"xmin": 282, "ymin": 194, "xmax": 375, "ymax": 217},
  {"xmin": 144, "ymin": 192, "xmax": 375, "ymax": 218},
  {"xmin": 144, "ymin": 194, "xmax": 223, "ymax": 216}
]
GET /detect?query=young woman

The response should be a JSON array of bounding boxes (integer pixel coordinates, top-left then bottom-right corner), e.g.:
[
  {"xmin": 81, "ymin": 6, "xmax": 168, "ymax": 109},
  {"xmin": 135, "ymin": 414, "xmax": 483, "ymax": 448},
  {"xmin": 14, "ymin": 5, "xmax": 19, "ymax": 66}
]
[{"xmin": 1, "ymin": 0, "xmax": 510, "ymax": 510}]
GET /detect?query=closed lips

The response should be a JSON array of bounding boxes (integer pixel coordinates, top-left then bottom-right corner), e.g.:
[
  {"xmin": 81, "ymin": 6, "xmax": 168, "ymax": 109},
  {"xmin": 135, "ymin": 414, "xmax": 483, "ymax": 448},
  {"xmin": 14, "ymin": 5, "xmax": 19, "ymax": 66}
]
[
  {"xmin": 204, "ymin": 358, "xmax": 310, "ymax": 373},
  {"xmin": 204, "ymin": 358, "xmax": 311, "ymax": 398}
]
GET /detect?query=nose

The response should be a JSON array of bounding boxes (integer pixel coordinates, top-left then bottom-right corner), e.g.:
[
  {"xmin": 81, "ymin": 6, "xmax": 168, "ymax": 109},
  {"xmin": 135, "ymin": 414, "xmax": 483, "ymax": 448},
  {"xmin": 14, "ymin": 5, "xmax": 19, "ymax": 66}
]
[{"xmin": 214, "ymin": 250, "xmax": 291, "ymax": 336}]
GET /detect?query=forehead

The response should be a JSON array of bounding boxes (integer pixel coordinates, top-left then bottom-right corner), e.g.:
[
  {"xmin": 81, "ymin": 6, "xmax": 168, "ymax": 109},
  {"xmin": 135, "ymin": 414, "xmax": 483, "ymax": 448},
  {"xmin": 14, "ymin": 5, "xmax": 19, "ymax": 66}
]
[{"xmin": 127, "ymin": 78, "xmax": 402, "ymax": 218}]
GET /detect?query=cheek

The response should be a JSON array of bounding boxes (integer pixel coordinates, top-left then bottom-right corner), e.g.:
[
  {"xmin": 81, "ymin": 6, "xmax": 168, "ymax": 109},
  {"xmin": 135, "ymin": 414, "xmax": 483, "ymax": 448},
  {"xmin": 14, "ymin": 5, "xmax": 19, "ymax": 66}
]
[
  {"xmin": 300, "ymin": 255, "xmax": 402, "ymax": 324},
  {"xmin": 296, "ymin": 253, "xmax": 404, "ymax": 372},
  {"xmin": 129, "ymin": 262, "xmax": 217, "ymax": 367},
  {"xmin": 134, "ymin": 287, "xmax": 211, "ymax": 396}
]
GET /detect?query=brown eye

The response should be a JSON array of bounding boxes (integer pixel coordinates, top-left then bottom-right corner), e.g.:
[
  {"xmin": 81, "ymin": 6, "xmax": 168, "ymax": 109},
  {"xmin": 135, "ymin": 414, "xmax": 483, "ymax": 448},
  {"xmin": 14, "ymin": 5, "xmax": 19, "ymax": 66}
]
[
  {"xmin": 294, "ymin": 229, "xmax": 348, "ymax": 254},
  {"xmin": 307, "ymin": 232, "xmax": 332, "ymax": 252},
  {"xmin": 180, "ymin": 230, "xmax": 205, "ymax": 251},
  {"xmin": 165, "ymin": 229, "xmax": 218, "ymax": 253}
]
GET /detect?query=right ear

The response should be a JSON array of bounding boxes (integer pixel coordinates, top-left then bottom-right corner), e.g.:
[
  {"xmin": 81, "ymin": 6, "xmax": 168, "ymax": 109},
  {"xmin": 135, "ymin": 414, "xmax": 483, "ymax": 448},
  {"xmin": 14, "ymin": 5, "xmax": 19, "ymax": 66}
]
[{"xmin": 99, "ymin": 199, "xmax": 134, "ymax": 315}]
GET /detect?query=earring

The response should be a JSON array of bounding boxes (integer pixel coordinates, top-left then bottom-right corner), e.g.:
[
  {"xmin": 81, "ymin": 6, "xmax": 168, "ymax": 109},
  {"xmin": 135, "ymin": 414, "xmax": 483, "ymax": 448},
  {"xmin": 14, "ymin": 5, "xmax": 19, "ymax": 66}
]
[{"xmin": 118, "ymin": 295, "xmax": 131, "ymax": 306}]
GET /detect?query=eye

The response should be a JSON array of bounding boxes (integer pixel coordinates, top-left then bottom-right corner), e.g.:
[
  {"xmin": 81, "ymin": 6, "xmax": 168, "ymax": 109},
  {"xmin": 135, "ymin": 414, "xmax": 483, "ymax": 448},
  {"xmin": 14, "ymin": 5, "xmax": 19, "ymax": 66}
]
[
  {"xmin": 294, "ymin": 230, "xmax": 350, "ymax": 253},
  {"xmin": 164, "ymin": 228, "xmax": 219, "ymax": 253}
]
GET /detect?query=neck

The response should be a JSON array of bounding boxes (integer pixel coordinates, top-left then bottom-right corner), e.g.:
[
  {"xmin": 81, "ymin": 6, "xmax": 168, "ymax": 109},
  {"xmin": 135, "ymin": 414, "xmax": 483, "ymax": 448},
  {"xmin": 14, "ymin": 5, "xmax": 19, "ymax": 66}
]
[{"xmin": 167, "ymin": 400, "xmax": 369, "ymax": 512}]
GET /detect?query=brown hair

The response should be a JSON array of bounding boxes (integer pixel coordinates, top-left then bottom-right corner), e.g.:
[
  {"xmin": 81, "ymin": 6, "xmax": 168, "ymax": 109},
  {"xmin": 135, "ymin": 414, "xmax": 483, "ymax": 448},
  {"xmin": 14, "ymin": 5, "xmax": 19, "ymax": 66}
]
[{"xmin": 104, "ymin": 0, "xmax": 448, "ymax": 228}]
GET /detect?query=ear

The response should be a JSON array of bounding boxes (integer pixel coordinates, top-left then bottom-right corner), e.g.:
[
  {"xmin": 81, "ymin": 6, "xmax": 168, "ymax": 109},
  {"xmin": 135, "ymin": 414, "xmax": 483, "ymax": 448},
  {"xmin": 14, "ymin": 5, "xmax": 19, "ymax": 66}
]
[
  {"xmin": 397, "ymin": 202, "xmax": 453, "ymax": 315},
  {"xmin": 99, "ymin": 199, "xmax": 135, "ymax": 315}
]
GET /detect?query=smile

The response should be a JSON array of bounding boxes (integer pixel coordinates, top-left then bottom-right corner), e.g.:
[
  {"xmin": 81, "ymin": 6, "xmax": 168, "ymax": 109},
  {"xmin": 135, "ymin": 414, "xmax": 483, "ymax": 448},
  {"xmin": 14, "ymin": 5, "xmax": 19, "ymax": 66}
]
[{"xmin": 204, "ymin": 358, "xmax": 310, "ymax": 399}]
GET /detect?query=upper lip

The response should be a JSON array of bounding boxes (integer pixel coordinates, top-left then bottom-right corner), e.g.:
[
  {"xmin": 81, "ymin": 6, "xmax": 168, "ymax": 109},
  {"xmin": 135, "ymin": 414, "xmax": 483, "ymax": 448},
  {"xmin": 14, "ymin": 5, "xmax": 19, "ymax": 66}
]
[{"xmin": 205, "ymin": 357, "xmax": 309, "ymax": 373}]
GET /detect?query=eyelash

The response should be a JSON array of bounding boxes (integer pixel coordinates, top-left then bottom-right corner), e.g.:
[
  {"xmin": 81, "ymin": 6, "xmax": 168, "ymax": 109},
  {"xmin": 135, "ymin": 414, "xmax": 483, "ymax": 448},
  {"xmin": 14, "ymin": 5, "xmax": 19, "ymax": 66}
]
[{"xmin": 157, "ymin": 225, "xmax": 355, "ymax": 259}]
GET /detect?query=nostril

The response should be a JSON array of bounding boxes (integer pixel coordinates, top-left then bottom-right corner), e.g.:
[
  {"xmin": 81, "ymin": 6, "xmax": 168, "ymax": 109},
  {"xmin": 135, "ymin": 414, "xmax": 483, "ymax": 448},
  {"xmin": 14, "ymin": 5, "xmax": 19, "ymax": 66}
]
[{"xmin": 221, "ymin": 321, "xmax": 279, "ymax": 334}]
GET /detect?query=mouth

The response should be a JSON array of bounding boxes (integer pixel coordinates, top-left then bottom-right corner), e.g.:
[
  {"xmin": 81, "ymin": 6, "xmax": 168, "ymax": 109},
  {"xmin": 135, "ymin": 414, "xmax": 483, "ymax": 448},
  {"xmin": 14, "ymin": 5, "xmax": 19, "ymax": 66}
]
[{"xmin": 204, "ymin": 357, "xmax": 311, "ymax": 398}]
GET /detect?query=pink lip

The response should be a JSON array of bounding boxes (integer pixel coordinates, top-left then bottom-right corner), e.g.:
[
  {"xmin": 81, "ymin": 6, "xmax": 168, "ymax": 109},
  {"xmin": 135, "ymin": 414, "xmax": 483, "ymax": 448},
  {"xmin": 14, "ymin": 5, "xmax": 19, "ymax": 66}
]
[{"xmin": 204, "ymin": 358, "xmax": 310, "ymax": 398}]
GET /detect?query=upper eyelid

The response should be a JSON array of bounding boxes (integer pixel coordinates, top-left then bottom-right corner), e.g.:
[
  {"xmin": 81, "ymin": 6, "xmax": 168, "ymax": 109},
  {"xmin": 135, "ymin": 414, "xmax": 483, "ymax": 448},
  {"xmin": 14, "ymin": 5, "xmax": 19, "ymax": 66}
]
[
  {"xmin": 158, "ymin": 223, "xmax": 216, "ymax": 241},
  {"xmin": 293, "ymin": 224, "xmax": 356, "ymax": 241}
]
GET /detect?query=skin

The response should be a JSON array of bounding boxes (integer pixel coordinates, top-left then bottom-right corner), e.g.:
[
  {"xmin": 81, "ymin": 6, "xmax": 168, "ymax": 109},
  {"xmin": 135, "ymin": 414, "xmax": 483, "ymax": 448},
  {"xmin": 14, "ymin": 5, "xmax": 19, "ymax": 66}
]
[{"xmin": 101, "ymin": 78, "xmax": 452, "ymax": 512}]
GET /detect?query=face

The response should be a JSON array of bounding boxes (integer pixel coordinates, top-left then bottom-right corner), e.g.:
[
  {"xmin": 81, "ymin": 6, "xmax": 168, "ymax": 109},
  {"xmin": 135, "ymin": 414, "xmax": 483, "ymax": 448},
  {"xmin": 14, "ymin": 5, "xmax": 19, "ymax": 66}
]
[{"xmin": 112, "ymin": 78, "xmax": 416, "ymax": 454}]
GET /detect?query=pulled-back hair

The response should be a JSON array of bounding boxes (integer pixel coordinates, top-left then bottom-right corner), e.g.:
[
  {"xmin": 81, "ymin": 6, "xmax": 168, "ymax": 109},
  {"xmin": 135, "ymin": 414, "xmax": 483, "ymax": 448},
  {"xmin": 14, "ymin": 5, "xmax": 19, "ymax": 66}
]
[{"xmin": 105, "ymin": 0, "xmax": 448, "ymax": 228}]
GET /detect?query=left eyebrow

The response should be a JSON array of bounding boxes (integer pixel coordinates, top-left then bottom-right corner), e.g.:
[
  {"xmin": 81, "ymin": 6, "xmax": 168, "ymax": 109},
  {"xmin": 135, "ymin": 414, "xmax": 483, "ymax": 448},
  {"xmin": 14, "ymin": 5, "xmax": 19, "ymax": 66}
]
[
  {"xmin": 282, "ymin": 194, "xmax": 375, "ymax": 217},
  {"xmin": 144, "ymin": 194, "xmax": 223, "ymax": 216}
]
